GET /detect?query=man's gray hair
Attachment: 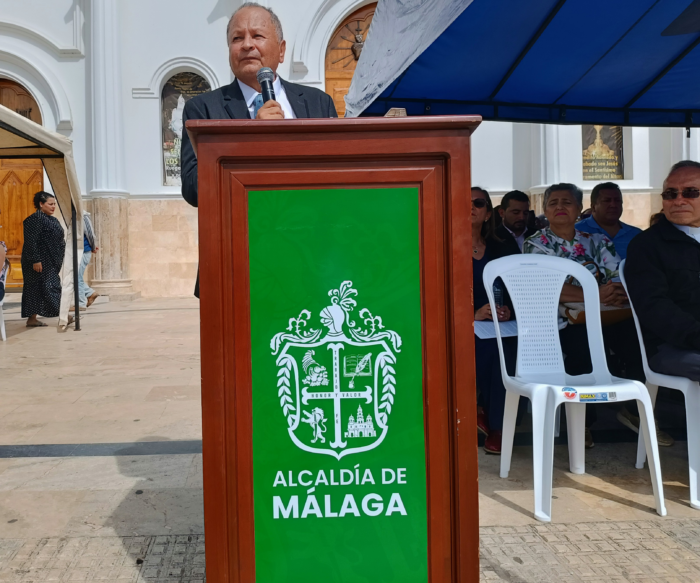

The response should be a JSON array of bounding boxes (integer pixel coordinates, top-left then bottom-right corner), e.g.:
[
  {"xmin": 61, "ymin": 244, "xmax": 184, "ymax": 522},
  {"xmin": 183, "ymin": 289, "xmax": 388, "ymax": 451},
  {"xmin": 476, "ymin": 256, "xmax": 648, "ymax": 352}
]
[
  {"xmin": 543, "ymin": 183, "xmax": 584, "ymax": 208},
  {"xmin": 227, "ymin": 2, "xmax": 284, "ymax": 44},
  {"xmin": 667, "ymin": 159, "xmax": 700, "ymax": 180}
]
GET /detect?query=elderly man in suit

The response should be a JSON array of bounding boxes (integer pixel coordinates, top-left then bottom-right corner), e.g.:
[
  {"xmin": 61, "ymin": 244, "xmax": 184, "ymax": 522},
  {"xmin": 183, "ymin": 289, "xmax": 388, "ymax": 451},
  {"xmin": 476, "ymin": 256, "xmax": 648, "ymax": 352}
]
[
  {"xmin": 181, "ymin": 2, "xmax": 338, "ymax": 296},
  {"xmin": 626, "ymin": 160, "xmax": 700, "ymax": 382}
]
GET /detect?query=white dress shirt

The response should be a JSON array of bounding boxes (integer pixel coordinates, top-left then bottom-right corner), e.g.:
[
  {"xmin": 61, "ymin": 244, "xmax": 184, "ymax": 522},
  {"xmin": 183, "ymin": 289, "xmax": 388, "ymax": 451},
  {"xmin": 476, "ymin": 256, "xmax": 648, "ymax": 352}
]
[
  {"xmin": 674, "ymin": 222, "xmax": 700, "ymax": 244},
  {"xmin": 237, "ymin": 76, "xmax": 297, "ymax": 119},
  {"xmin": 504, "ymin": 224, "xmax": 527, "ymax": 251}
]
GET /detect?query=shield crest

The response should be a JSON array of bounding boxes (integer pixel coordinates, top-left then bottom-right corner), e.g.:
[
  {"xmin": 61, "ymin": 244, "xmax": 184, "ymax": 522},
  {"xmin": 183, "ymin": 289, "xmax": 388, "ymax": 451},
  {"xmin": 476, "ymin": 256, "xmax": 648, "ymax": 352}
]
[{"xmin": 271, "ymin": 281, "xmax": 402, "ymax": 460}]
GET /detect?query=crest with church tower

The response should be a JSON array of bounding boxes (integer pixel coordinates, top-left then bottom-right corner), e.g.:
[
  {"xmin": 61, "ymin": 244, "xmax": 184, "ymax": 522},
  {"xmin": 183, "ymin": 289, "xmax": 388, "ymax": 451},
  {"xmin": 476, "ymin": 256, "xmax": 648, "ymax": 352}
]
[
  {"xmin": 271, "ymin": 281, "xmax": 401, "ymax": 460},
  {"xmin": 345, "ymin": 404, "xmax": 377, "ymax": 439}
]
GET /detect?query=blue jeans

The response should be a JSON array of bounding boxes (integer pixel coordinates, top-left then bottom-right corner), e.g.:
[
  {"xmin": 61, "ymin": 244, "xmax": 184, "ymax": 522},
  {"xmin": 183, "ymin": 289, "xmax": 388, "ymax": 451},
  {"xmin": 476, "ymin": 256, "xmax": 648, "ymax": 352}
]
[{"xmin": 78, "ymin": 250, "xmax": 94, "ymax": 307}]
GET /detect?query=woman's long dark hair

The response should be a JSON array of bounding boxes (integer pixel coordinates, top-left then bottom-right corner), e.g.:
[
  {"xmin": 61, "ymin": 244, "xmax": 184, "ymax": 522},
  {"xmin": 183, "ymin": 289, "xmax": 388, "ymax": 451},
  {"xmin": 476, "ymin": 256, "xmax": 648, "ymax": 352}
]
[
  {"xmin": 473, "ymin": 187, "xmax": 499, "ymax": 242},
  {"xmin": 33, "ymin": 190, "xmax": 56, "ymax": 210}
]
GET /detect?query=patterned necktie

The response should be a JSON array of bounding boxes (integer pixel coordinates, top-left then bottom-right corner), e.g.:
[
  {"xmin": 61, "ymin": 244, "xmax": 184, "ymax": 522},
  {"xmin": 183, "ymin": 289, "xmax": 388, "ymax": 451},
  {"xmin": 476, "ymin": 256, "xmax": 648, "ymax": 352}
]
[{"xmin": 253, "ymin": 94, "xmax": 264, "ymax": 118}]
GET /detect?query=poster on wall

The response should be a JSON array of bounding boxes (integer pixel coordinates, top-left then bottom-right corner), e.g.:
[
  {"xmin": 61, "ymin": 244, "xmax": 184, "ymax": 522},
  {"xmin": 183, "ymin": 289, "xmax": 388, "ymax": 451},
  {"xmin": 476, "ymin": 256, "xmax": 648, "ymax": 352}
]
[
  {"xmin": 161, "ymin": 72, "xmax": 211, "ymax": 186},
  {"xmin": 582, "ymin": 125, "xmax": 624, "ymax": 181}
]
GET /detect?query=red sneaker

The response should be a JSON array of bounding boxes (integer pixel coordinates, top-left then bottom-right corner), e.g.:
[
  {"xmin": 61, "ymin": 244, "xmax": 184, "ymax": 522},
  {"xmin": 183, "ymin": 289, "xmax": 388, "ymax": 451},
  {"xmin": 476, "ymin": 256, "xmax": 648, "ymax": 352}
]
[
  {"xmin": 484, "ymin": 430, "xmax": 502, "ymax": 454},
  {"xmin": 477, "ymin": 407, "xmax": 489, "ymax": 436}
]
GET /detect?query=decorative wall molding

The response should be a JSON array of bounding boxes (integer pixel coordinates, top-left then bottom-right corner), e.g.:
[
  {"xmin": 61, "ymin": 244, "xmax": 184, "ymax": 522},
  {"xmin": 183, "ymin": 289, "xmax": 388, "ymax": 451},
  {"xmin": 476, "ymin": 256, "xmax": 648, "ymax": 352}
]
[
  {"xmin": 290, "ymin": 0, "xmax": 375, "ymax": 87},
  {"xmin": 0, "ymin": 0, "xmax": 86, "ymax": 58},
  {"xmin": 0, "ymin": 50, "xmax": 73, "ymax": 130},
  {"xmin": 82, "ymin": 191, "xmax": 185, "ymax": 200},
  {"xmin": 72, "ymin": 0, "xmax": 86, "ymax": 56},
  {"xmin": 132, "ymin": 57, "xmax": 222, "ymax": 99}
]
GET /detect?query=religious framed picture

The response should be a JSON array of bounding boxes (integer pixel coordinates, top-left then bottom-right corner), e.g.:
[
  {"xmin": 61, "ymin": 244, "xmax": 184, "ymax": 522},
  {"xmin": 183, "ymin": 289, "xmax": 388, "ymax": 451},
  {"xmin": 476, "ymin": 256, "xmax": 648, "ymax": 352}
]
[
  {"xmin": 582, "ymin": 125, "xmax": 624, "ymax": 181},
  {"xmin": 161, "ymin": 72, "xmax": 211, "ymax": 186}
]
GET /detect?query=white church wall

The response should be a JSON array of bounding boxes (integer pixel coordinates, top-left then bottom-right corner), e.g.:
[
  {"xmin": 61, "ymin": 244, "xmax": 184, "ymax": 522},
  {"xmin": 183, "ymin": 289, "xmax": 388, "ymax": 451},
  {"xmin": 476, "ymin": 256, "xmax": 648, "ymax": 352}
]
[
  {"xmin": 470, "ymin": 121, "xmax": 513, "ymax": 195},
  {"xmin": 0, "ymin": 0, "xmax": 88, "ymax": 194},
  {"xmin": 120, "ymin": 0, "xmax": 231, "ymax": 197},
  {"xmin": 0, "ymin": 0, "xmax": 82, "ymax": 56}
]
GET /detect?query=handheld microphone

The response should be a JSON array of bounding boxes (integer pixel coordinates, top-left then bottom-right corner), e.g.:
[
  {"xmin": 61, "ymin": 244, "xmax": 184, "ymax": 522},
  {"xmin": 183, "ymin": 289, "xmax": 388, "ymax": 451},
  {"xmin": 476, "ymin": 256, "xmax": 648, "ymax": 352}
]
[{"xmin": 256, "ymin": 67, "xmax": 276, "ymax": 103}]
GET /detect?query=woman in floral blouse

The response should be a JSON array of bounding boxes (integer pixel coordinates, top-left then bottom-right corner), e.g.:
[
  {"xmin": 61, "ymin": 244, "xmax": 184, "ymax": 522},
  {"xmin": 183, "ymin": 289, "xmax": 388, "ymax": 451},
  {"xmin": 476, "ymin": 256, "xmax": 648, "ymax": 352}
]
[
  {"xmin": 523, "ymin": 183, "xmax": 650, "ymax": 448},
  {"xmin": 523, "ymin": 186, "xmax": 625, "ymax": 300}
]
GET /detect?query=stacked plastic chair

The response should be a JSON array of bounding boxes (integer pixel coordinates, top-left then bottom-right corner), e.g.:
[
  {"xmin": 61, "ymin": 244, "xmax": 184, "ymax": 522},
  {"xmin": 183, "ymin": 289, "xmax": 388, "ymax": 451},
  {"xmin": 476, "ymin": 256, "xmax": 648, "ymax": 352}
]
[{"xmin": 482, "ymin": 255, "xmax": 666, "ymax": 522}]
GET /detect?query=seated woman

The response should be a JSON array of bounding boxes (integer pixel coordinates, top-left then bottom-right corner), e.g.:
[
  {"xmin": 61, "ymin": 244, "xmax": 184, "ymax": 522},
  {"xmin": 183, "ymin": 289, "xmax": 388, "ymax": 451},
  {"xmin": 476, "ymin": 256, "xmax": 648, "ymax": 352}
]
[
  {"xmin": 522, "ymin": 183, "xmax": 670, "ymax": 448},
  {"xmin": 471, "ymin": 187, "xmax": 518, "ymax": 454}
]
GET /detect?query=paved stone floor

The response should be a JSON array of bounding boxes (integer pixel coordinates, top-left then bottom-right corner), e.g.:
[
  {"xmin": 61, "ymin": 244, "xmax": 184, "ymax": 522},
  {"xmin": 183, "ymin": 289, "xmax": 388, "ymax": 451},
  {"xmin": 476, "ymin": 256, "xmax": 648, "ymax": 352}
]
[
  {"xmin": 3, "ymin": 296, "xmax": 700, "ymax": 582},
  {"xmin": 480, "ymin": 520, "xmax": 700, "ymax": 582},
  {"xmin": 0, "ymin": 535, "xmax": 205, "ymax": 582}
]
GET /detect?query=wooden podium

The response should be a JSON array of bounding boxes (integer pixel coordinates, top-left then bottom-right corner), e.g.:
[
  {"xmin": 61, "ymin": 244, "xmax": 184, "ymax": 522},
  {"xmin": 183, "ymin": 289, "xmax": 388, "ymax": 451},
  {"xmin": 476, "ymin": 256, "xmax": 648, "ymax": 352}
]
[{"xmin": 187, "ymin": 116, "xmax": 482, "ymax": 583}]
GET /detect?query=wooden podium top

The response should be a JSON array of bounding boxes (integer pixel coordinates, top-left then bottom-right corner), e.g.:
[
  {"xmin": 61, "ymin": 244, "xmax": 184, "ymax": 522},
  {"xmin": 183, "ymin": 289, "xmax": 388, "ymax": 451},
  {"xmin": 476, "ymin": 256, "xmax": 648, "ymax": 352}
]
[{"xmin": 186, "ymin": 115, "xmax": 481, "ymax": 154}]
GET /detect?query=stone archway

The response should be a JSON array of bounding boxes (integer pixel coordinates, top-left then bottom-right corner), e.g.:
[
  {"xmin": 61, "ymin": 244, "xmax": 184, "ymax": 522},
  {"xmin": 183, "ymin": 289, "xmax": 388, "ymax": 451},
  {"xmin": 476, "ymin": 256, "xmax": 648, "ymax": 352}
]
[
  {"xmin": 0, "ymin": 79, "xmax": 44, "ymax": 288},
  {"xmin": 325, "ymin": 3, "xmax": 376, "ymax": 117}
]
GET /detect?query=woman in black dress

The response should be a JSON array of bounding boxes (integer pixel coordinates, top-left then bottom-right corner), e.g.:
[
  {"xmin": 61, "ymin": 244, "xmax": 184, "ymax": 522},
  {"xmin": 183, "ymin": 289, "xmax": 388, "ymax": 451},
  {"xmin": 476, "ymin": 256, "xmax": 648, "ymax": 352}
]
[{"xmin": 22, "ymin": 191, "xmax": 66, "ymax": 327}]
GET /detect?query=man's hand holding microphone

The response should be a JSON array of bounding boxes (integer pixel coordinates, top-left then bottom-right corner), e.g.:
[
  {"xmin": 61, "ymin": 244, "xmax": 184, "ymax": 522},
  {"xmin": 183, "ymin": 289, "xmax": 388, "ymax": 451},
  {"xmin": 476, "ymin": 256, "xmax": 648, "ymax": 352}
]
[{"xmin": 255, "ymin": 67, "xmax": 284, "ymax": 119}]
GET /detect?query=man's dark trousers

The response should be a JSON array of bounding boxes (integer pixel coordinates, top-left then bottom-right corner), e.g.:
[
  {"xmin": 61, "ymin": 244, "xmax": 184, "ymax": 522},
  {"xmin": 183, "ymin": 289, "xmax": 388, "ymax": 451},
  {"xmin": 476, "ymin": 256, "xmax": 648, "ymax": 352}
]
[{"xmin": 649, "ymin": 345, "xmax": 700, "ymax": 382}]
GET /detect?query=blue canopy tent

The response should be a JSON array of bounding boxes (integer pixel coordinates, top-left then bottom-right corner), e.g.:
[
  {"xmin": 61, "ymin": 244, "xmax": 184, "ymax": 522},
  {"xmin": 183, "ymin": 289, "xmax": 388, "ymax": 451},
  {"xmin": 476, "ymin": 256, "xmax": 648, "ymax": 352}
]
[{"xmin": 345, "ymin": 0, "xmax": 700, "ymax": 127}]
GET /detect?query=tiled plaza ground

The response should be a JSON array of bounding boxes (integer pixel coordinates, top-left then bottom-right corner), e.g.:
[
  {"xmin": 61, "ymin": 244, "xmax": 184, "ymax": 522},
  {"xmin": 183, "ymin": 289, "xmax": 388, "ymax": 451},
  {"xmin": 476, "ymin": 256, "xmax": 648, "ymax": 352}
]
[{"xmin": 2, "ymin": 295, "xmax": 700, "ymax": 582}]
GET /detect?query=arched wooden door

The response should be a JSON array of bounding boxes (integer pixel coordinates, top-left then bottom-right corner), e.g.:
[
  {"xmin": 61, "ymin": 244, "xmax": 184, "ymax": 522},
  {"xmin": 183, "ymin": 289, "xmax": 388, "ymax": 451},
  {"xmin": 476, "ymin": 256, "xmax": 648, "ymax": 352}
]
[
  {"xmin": 325, "ymin": 3, "xmax": 376, "ymax": 117},
  {"xmin": 0, "ymin": 79, "xmax": 44, "ymax": 288}
]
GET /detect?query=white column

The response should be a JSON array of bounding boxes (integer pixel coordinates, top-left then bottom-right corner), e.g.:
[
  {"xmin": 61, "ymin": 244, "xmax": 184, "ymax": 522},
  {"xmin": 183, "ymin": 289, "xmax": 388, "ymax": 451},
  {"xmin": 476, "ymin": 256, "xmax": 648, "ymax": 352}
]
[
  {"xmin": 91, "ymin": 0, "xmax": 128, "ymax": 198},
  {"xmin": 89, "ymin": 0, "xmax": 138, "ymax": 299},
  {"xmin": 527, "ymin": 124, "xmax": 562, "ymax": 213},
  {"xmin": 682, "ymin": 128, "xmax": 700, "ymax": 162}
]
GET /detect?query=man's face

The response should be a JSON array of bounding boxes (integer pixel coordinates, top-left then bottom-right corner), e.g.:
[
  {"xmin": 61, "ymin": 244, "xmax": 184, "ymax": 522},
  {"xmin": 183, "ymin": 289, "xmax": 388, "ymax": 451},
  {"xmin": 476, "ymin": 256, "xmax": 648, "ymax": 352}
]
[
  {"xmin": 499, "ymin": 200, "xmax": 530, "ymax": 234},
  {"xmin": 662, "ymin": 167, "xmax": 700, "ymax": 227},
  {"xmin": 592, "ymin": 188, "xmax": 623, "ymax": 224},
  {"xmin": 228, "ymin": 7, "xmax": 286, "ymax": 87}
]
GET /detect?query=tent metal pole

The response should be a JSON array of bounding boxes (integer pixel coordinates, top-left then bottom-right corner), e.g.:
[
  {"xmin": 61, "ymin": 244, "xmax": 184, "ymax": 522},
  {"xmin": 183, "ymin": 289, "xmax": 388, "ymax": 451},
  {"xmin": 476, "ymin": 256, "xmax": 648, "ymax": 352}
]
[{"xmin": 71, "ymin": 203, "xmax": 80, "ymax": 331}]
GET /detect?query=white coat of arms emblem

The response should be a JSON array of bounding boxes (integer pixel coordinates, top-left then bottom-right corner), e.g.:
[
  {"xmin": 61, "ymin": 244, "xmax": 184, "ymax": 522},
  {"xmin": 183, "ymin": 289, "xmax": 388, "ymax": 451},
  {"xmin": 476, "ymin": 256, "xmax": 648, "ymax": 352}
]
[{"xmin": 271, "ymin": 281, "xmax": 402, "ymax": 459}]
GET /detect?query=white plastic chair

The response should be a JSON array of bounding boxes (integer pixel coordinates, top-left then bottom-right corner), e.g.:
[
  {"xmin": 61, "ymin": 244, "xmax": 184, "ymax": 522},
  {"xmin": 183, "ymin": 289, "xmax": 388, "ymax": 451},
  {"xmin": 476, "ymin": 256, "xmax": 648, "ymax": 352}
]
[
  {"xmin": 619, "ymin": 258, "xmax": 700, "ymax": 509},
  {"xmin": 483, "ymin": 255, "xmax": 666, "ymax": 522}
]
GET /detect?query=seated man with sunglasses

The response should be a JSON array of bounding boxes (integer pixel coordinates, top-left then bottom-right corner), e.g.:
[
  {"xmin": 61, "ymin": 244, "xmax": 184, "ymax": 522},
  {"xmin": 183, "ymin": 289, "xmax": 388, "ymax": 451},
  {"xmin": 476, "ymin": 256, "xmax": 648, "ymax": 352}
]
[{"xmin": 625, "ymin": 160, "xmax": 700, "ymax": 381}]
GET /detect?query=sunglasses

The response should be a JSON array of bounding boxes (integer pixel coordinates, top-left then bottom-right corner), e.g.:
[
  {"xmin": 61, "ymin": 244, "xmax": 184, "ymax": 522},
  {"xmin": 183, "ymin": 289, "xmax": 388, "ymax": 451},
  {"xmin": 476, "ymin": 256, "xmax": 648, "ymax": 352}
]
[
  {"xmin": 472, "ymin": 198, "xmax": 488, "ymax": 209},
  {"xmin": 661, "ymin": 188, "xmax": 700, "ymax": 201}
]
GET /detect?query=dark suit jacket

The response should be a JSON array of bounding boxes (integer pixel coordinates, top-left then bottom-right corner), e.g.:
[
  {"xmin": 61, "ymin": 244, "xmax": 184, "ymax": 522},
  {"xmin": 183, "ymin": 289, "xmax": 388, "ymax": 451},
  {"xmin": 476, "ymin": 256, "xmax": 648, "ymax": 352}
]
[
  {"xmin": 180, "ymin": 78, "xmax": 338, "ymax": 295},
  {"xmin": 495, "ymin": 223, "xmax": 536, "ymax": 255},
  {"xmin": 625, "ymin": 215, "xmax": 700, "ymax": 355}
]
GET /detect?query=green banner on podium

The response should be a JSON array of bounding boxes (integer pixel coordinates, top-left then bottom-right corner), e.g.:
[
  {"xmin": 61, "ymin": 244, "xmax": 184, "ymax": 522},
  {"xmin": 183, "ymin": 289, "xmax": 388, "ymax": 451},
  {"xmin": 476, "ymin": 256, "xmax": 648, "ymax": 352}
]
[{"xmin": 249, "ymin": 187, "xmax": 428, "ymax": 583}]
